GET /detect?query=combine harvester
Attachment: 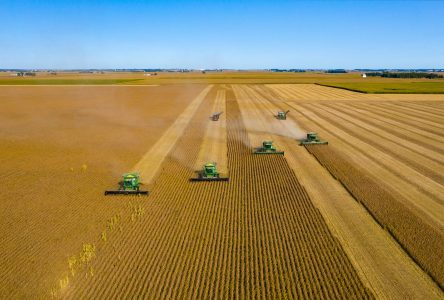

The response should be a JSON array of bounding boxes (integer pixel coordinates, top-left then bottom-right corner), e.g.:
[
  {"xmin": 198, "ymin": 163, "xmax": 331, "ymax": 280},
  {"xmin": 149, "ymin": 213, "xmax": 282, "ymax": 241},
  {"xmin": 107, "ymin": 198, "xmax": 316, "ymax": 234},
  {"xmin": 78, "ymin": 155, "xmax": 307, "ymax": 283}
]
[
  {"xmin": 105, "ymin": 173, "xmax": 149, "ymax": 196},
  {"xmin": 190, "ymin": 163, "xmax": 229, "ymax": 182},
  {"xmin": 300, "ymin": 132, "xmax": 328, "ymax": 145},
  {"xmin": 211, "ymin": 112, "xmax": 223, "ymax": 121},
  {"xmin": 254, "ymin": 141, "xmax": 284, "ymax": 155},
  {"xmin": 276, "ymin": 110, "xmax": 290, "ymax": 120}
]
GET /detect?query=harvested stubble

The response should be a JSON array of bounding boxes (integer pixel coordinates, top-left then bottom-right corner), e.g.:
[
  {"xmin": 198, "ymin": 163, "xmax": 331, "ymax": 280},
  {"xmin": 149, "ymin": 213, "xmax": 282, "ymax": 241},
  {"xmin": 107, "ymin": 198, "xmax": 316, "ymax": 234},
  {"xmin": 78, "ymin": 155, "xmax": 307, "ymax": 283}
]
[
  {"xmin": 305, "ymin": 145, "xmax": 444, "ymax": 289},
  {"xmin": 0, "ymin": 85, "xmax": 207, "ymax": 298},
  {"xmin": 65, "ymin": 86, "xmax": 373, "ymax": 299}
]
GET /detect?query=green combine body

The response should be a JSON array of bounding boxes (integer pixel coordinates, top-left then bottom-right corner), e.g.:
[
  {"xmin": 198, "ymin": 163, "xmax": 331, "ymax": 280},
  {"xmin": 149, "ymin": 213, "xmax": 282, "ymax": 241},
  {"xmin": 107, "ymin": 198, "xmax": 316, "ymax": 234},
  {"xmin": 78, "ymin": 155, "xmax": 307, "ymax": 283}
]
[
  {"xmin": 191, "ymin": 163, "xmax": 229, "ymax": 182},
  {"xmin": 300, "ymin": 132, "xmax": 328, "ymax": 145},
  {"xmin": 254, "ymin": 141, "xmax": 284, "ymax": 155},
  {"xmin": 276, "ymin": 110, "xmax": 290, "ymax": 120},
  {"xmin": 105, "ymin": 172, "xmax": 149, "ymax": 195}
]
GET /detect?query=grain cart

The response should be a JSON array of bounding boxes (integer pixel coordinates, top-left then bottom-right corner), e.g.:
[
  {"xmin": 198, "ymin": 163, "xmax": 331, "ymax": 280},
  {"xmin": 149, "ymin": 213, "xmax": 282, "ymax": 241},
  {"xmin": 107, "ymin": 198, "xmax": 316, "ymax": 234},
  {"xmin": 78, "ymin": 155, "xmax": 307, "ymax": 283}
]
[
  {"xmin": 105, "ymin": 173, "xmax": 149, "ymax": 195},
  {"xmin": 211, "ymin": 112, "xmax": 223, "ymax": 121},
  {"xmin": 276, "ymin": 110, "xmax": 290, "ymax": 120},
  {"xmin": 299, "ymin": 132, "xmax": 328, "ymax": 145},
  {"xmin": 254, "ymin": 141, "xmax": 284, "ymax": 155},
  {"xmin": 190, "ymin": 163, "xmax": 229, "ymax": 182}
]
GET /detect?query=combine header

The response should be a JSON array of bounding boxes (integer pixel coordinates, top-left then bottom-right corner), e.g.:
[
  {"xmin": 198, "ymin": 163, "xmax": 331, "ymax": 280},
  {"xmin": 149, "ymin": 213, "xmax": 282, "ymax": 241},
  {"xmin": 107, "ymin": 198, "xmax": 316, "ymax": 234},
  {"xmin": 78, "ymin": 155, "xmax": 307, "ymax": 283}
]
[
  {"xmin": 211, "ymin": 112, "xmax": 223, "ymax": 121},
  {"xmin": 191, "ymin": 163, "xmax": 229, "ymax": 182},
  {"xmin": 254, "ymin": 141, "xmax": 284, "ymax": 155},
  {"xmin": 300, "ymin": 132, "xmax": 328, "ymax": 145},
  {"xmin": 276, "ymin": 110, "xmax": 290, "ymax": 120},
  {"xmin": 105, "ymin": 173, "xmax": 149, "ymax": 196}
]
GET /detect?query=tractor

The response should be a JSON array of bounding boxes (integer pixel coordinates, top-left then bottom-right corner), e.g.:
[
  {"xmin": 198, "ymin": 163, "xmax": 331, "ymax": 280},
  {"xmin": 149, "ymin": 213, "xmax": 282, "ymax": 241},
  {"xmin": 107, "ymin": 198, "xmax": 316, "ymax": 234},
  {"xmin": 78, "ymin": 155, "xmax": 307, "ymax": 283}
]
[
  {"xmin": 254, "ymin": 141, "xmax": 284, "ymax": 155},
  {"xmin": 191, "ymin": 163, "xmax": 229, "ymax": 182},
  {"xmin": 299, "ymin": 132, "xmax": 328, "ymax": 145},
  {"xmin": 105, "ymin": 173, "xmax": 149, "ymax": 195}
]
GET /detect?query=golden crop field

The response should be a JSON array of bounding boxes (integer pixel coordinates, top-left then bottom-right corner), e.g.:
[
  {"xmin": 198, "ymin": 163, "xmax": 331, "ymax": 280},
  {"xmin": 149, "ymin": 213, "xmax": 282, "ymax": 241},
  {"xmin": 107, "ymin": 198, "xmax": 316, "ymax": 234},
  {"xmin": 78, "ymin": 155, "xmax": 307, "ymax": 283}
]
[{"xmin": 0, "ymin": 79, "xmax": 443, "ymax": 299}]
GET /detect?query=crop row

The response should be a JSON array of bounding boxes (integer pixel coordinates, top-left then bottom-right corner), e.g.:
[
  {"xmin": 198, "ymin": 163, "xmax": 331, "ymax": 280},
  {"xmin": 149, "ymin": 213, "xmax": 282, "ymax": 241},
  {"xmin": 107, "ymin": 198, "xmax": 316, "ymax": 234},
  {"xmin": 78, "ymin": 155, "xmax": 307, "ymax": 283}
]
[
  {"xmin": 63, "ymin": 85, "xmax": 373, "ymax": 298},
  {"xmin": 305, "ymin": 145, "xmax": 444, "ymax": 289}
]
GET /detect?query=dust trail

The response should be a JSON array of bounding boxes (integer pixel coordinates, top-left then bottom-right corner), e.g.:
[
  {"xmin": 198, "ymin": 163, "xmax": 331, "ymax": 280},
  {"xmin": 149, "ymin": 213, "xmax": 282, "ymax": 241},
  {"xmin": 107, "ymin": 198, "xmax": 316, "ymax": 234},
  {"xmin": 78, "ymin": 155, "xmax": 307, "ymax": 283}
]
[
  {"xmin": 233, "ymin": 85, "xmax": 306, "ymax": 149},
  {"xmin": 132, "ymin": 85, "xmax": 213, "ymax": 185}
]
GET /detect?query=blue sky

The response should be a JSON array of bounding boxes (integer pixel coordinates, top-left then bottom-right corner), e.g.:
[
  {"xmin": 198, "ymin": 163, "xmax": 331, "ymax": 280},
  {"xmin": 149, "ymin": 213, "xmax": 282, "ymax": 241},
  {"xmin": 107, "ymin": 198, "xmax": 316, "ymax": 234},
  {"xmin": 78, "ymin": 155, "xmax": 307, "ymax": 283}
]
[{"xmin": 0, "ymin": 0, "xmax": 443, "ymax": 69}]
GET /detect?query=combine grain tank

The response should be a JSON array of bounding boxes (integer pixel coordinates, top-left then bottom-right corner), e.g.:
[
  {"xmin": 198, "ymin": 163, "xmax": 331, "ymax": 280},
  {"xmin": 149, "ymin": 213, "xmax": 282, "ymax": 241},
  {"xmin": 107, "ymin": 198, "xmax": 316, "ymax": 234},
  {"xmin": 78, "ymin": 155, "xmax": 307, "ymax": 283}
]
[
  {"xmin": 299, "ymin": 132, "xmax": 328, "ymax": 145},
  {"xmin": 254, "ymin": 141, "xmax": 284, "ymax": 155},
  {"xmin": 190, "ymin": 163, "xmax": 229, "ymax": 182},
  {"xmin": 105, "ymin": 173, "xmax": 149, "ymax": 195},
  {"xmin": 276, "ymin": 110, "xmax": 290, "ymax": 120},
  {"xmin": 211, "ymin": 112, "xmax": 223, "ymax": 121}
]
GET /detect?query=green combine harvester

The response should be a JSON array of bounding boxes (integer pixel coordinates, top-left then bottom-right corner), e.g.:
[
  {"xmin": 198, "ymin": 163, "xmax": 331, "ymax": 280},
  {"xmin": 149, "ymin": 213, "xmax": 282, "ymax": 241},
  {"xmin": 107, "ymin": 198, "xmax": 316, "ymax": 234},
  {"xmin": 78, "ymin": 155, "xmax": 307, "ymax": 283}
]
[
  {"xmin": 254, "ymin": 141, "xmax": 284, "ymax": 155},
  {"xmin": 276, "ymin": 110, "xmax": 290, "ymax": 120},
  {"xmin": 191, "ymin": 163, "xmax": 229, "ymax": 182},
  {"xmin": 299, "ymin": 132, "xmax": 328, "ymax": 145},
  {"xmin": 105, "ymin": 173, "xmax": 149, "ymax": 196}
]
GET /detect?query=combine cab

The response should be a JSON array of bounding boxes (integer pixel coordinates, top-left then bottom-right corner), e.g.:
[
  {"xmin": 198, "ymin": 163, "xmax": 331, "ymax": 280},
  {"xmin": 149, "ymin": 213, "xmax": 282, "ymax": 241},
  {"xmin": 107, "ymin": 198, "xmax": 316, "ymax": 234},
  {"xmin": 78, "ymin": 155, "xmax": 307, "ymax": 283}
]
[
  {"xmin": 254, "ymin": 141, "xmax": 284, "ymax": 155},
  {"xmin": 191, "ymin": 163, "xmax": 229, "ymax": 182},
  {"xmin": 300, "ymin": 132, "xmax": 328, "ymax": 145},
  {"xmin": 276, "ymin": 110, "xmax": 290, "ymax": 120},
  {"xmin": 105, "ymin": 173, "xmax": 149, "ymax": 196},
  {"xmin": 211, "ymin": 112, "xmax": 223, "ymax": 121}
]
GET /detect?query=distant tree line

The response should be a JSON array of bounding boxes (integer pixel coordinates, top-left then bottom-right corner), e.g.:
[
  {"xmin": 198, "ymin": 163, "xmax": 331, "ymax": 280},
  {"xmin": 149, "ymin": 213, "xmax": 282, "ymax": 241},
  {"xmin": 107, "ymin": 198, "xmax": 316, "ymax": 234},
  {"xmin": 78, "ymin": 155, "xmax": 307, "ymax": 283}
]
[
  {"xmin": 270, "ymin": 69, "xmax": 306, "ymax": 72},
  {"xmin": 366, "ymin": 72, "xmax": 443, "ymax": 79},
  {"xmin": 17, "ymin": 72, "xmax": 36, "ymax": 76},
  {"xmin": 326, "ymin": 69, "xmax": 347, "ymax": 73}
]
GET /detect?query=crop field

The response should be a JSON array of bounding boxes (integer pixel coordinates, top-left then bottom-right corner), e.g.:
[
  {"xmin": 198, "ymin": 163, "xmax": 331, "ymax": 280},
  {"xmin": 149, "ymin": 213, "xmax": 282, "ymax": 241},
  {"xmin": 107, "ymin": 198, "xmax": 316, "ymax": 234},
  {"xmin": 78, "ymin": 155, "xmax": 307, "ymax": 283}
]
[
  {"xmin": 0, "ymin": 80, "xmax": 443, "ymax": 299},
  {"xmin": 319, "ymin": 82, "xmax": 444, "ymax": 94}
]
